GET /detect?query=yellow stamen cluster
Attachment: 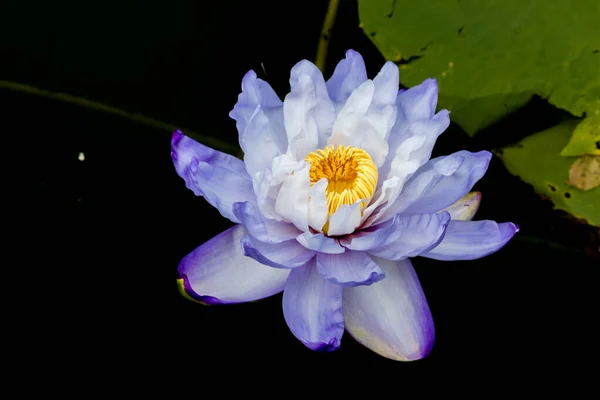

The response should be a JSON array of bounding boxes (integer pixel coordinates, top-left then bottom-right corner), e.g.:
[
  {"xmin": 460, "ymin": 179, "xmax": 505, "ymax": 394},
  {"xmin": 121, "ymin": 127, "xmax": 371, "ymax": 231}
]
[{"xmin": 305, "ymin": 145, "xmax": 378, "ymax": 217}]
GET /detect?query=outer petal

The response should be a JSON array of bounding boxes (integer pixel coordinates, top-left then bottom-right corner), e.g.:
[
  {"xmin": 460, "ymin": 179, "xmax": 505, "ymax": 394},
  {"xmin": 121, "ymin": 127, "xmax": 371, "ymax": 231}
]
[
  {"xmin": 233, "ymin": 201, "xmax": 300, "ymax": 243},
  {"xmin": 171, "ymin": 131, "xmax": 255, "ymax": 223},
  {"xmin": 326, "ymin": 49, "xmax": 368, "ymax": 109},
  {"xmin": 282, "ymin": 259, "xmax": 345, "ymax": 351},
  {"xmin": 343, "ymin": 257, "xmax": 434, "ymax": 361},
  {"xmin": 343, "ymin": 212, "xmax": 450, "ymax": 260},
  {"xmin": 229, "ymin": 69, "xmax": 282, "ymax": 146},
  {"xmin": 422, "ymin": 220, "xmax": 519, "ymax": 261},
  {"xmin": 375, "ymin": 150, "xmax": 490, "ymax": 224},
  {"xmin": 297, "ymin": 231, "xmax": 345, "ymax": 254},
  {"xmin": 378, "ymin": 79, "xmax": 443, "ymax": 184},
  {"xmin": 241, "ymin": 106, "xmax": 287, "ymax": 176},
  {"xmin": 241, "ymin": 234, "xmax": 315, "ymax": 269},
  {"xmin": 178, "ymin": 225, "xmax": 290, "ymax": 304},
  {"xmin": 285, "ymin": 60, "xmax": 336, "ymax": 160},
  {"xmin": 316, "ymin": 251, "xmax": 385, "ymax": 287},
  {"xmin": 399, "ymin": 150, "xmax": 491, "ymax": 216},
  {"xmin": 440, "ymin": 192, "xmax": 482, "ymax": 221}
]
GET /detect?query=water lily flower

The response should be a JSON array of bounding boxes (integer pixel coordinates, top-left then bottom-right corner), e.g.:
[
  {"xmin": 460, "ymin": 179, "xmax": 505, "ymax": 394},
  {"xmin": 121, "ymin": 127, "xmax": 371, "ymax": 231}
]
[{"xmin": 172, "ymin": 50, "xmax": 518, "ymax": 361}]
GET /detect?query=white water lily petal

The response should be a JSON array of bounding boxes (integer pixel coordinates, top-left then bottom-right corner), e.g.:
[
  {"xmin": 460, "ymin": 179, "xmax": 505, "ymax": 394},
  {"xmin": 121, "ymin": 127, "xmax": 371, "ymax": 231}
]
[
  {"xmin": 316, "ymin": 251, "xmax": 384, "ymax": 287},
  {"xmin": 297, "ymin": 231, "xmax": 345, "ymax": 254},
  {"xmin": 178, "ymin": 225, "xmax": 291, "ymax": 304},
  {"xmin": 274, "ymin": 162, "xmax": 311, "ymax": 231},
  {"xmin": 372, "ymin": 151, "xmax": 466, "ymax": 225},
  {"xmin": 326, "ymin": 49, "xmax": 368, "ymax": 111},
  {"xmin": 254, "ymin": 153, "xmax": 307, "ymax": 221},
  {"xmin": 422, "ymin": 220, "xmax": 518, "ymax": 261},
  {"xmin": 327, "ymin": 201, "xmax": 363, "ymax": 237},
  {"xmin": 241, "ymin": 234, "xmax": 315, "ymax": 269},
  {"xmin": 233, "ymin": 201, "xmax": 300, "ymax": 243},
  {"xmin": 285, "ymin": 61, "xmax": 336, "ymax": 160},
  {"xmin": 283, "ymin": 260, "xmax": 345, "ymax": 352},
  {"xmin": 308, "ymin": 178, "xmax": 329, "ymax": 232},
  {"xmin": 362, "ymin": 135, "xmax": 425, "ymax": 225},
  {"xmin": 343, "ymin": 257, "xmax": 434, "ymax": 361},
  {"xmin": 328, "ymin": 80, "xmax": 389, "ymax": 167},
  {"xmin": 229, "ymin": 69, "xmax": 283, "ymax": 149},
  {"xmin": 379, "ymin": 78, "xmax": 442, "ymax": 184},
  {"xmin": 242, "ymin": 106, "xmax": 287, "ymax": 176}
]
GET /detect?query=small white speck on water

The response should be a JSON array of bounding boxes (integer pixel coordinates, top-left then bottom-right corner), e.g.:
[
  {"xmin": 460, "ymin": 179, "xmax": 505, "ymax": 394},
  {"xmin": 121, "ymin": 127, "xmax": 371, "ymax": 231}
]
[{"xmin": 78, "ymin": 152, "xmax": 85, "ymax": 161}]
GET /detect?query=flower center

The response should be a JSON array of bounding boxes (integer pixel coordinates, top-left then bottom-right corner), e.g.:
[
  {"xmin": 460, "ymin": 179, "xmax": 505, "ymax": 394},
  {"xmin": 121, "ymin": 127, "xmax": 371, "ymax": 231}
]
[{"xmin": 305, "ymin": 145, "xmax": 378, "ymax": 217}]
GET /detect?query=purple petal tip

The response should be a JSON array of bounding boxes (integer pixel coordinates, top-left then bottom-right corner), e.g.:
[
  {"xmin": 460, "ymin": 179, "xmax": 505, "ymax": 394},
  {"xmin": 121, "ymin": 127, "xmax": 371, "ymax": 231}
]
[
  {"xmin": 172, "ymin": 130, "xmax": 184, "ymax": 141},
  {"xmin": 171, "ymin": 130, "xmax": 185, "ymax": 160},
  {"xmin": 304, "ymin": 338, "xmax": 340, "ymax": 352},
  {"xmin": 177, "ymin": 274, "xmax": 229, "ymax": 305}
]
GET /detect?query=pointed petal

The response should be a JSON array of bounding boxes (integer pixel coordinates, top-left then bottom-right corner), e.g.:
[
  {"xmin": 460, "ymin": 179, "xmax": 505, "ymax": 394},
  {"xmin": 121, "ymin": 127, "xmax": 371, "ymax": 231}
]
[
  {"xmin": 316, "ymin": 251, "xmax": 385, "ymax": 287},
  {"xmin": 326, "ymin": 49, "xmax": 368, "ymax": 107},
  {"xmin": 343, "ymin": 212, "xmax": 450, "ymax": 260},
  {"xmin": 171, "ymin": 131, "xmax": 254, "ymax": 223},
  {"xmin": 296, "ymin": 231, "xmax": 345, "ymax": 254},
  {"xmin": 328, "ymin": 80, "xmax": 389, "ymax": 166},
  {"xmin": 241, "ymin": 106, "xmax": 287, "ymax": 176},
  {"xmin": 385, "ymin": 78, "xmax": 439, "ymax": 155},
  {"xmin": 422, "ymin": 220, "xmax": 519, "ymax": 261},
  {"xmin": 229, "ymin": 70, "xmax": 284, "ymax": 152},
  {"xmin": 241, "ymin": 234, "xmax": 315, "ymax": 269},
  {"xmin": 381, "ymin": 110, "xmax": 450, "ymax": 183},
  {"xmin": 372, "ymin": 61, "xmax": 400, "ymax": 106},
  {"xmin": 229, "ymin": 70, "xmax": 287, "ymax": 176},
  {"xmin": 343, "ymin": 257, "xmax": 434, "ymax": 361},
  {"xmin": 376, "ymin": 150, "xmax": 490, "ymax": 223},
  {"xmin": 440, "ymin": 192, "xmax": 482, "ymax": 221},
  {"xmin": 178, "ymin": 225, "xmax": 290, "ymax": 304},
  {"xmin": 400, "ymin": 150, "xmax": 491, "ymax": 215},
  {"xmin": 283, "ymin": 260, "xmax": 345, "ymax": 351},
  {"xmin": 284, "ymin": 60, "xmax": 336, "ymax": 160},
  {"xmin": 233, "ymin": 201, "xmax": 300, "ymax": 243},
  {"xmin": 378, "ymin": 79, "xmax": 444, "ymax": 186}
]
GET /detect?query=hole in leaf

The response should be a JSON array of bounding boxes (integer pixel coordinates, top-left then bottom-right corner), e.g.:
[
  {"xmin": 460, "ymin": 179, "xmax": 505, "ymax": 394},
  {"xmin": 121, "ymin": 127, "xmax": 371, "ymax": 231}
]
[
  {"xmin": 548, "ymin": 184, "xmax": 557, "ymax": 192},
  {"xmin": 564, "ymin": 192, "xmax": 571, "ymax": 199},
  {"xmin": 596, "ymin": 141, "xmax": 600, "ymax": 150}
]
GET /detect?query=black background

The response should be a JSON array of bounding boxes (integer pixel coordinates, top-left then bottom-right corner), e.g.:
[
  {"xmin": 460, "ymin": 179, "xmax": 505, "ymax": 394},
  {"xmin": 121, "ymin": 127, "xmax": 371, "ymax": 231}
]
[{"xmin": 3, "ymin": 0, "xmax": 598, "ymax": 380}]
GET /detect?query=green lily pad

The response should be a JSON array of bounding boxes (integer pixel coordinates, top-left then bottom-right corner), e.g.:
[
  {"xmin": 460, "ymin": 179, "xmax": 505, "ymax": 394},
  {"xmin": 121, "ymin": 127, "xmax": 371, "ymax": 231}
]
[
  {"xmin": 560, "ymin": 101, "xmax": 600, "ymax": 156},
  {"xmin": 500, "ymin": 120, "xmax": 600, "ymax": 227},
  {"xmin": 441, "ymin": 92, "xmax": 532, "ymax": 135},
  {"xmin": 359, "ymin": 0, "xmax": 600, "ymax": 135}
]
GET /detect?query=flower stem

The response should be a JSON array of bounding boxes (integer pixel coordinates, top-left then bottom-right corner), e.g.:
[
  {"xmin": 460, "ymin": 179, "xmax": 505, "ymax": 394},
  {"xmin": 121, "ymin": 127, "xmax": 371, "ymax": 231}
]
[
  {"xmin": 315, "ymin": 0, "xmax": 341, "ymax": 72},
  {"xmin": 0, "ymin": 80, "xmax": 240, "ymax": 155}
]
